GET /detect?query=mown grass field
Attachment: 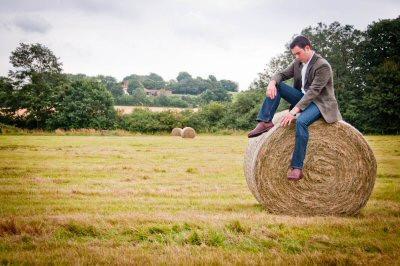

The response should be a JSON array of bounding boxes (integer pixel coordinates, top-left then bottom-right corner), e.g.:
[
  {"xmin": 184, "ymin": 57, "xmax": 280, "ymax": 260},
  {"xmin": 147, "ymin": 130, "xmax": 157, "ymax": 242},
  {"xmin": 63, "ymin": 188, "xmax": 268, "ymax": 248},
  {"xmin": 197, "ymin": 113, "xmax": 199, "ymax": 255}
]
[{"xmin": 0, "ymin": 134, "xmax": 399, "ymax": 265}]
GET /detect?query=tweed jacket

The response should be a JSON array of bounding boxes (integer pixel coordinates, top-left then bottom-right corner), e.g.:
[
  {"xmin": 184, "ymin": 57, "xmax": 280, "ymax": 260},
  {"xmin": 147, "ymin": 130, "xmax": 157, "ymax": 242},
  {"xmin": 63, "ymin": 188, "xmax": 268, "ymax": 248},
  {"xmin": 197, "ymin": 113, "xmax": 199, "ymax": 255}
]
[{"xmin": 271, "ymin": 53, "xmax": 342, "ymax": 123}]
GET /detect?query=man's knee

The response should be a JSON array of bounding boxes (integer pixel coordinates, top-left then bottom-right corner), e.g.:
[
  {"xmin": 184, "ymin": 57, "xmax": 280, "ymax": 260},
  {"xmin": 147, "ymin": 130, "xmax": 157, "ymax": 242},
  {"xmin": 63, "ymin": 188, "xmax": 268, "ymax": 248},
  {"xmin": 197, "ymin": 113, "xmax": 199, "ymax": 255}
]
[{"xmin": 296, "ymin": 117, "xmax": 309, "ymax": 127}]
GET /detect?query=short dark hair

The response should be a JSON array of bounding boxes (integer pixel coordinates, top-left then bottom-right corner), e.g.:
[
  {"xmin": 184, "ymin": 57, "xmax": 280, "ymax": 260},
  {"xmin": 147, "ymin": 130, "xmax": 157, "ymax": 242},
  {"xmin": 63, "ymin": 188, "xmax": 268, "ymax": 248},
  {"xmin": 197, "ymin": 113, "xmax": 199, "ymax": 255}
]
[{"xmin": 290, "ymin": 35, "xmax": 312, "ymax": 49}]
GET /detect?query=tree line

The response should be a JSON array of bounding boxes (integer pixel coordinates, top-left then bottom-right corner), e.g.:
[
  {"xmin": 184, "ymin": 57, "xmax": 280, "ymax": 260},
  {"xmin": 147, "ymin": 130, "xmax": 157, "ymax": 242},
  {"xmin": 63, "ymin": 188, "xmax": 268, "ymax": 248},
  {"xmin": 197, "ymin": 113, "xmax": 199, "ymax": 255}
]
[
  {"xmin": 64, "ymin": 72, "xmax": 237, "ymax": 107},
  {"xmin": 0, "ymin": 17, "xmax": 398, "ymax": 134},
  {"xmin": 117, "ymin": 72, "xmax": 235, "ymax": 107},
  {"xmin": 123, "ymin": 72, "xmax": 237, "ymax": 95}
]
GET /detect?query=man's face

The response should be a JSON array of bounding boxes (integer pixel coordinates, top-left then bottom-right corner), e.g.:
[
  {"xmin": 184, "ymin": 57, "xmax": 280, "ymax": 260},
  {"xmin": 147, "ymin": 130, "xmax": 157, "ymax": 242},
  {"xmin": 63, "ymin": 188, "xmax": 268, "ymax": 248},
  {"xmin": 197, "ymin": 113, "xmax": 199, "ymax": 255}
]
[{"xmin": 291, "ymin": 45, "xmax": 311, "ymax": 63}]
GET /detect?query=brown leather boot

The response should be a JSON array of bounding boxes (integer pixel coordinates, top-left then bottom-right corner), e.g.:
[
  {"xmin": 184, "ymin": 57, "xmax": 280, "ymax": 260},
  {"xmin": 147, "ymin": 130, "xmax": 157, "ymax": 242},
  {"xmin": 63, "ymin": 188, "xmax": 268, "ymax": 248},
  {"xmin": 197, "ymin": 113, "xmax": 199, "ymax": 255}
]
[
  {"xmin": 247, "ymin": 121, "xmax": 274, "ymax": 138},
  {"xmin": 287, "ymin": 168, "xmax": 303, "ymax": 181}
]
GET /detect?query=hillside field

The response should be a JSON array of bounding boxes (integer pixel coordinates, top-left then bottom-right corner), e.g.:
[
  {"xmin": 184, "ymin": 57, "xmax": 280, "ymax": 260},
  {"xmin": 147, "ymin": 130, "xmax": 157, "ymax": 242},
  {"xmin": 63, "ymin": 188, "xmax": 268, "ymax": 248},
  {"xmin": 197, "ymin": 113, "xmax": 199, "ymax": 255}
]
[
  {"xmin": 114, "ymin": 106, "xmax": 199, "ymax": 114},
  {"xmin": 0, "ymin": 134, "xmax": 399, "ymax": 264}
]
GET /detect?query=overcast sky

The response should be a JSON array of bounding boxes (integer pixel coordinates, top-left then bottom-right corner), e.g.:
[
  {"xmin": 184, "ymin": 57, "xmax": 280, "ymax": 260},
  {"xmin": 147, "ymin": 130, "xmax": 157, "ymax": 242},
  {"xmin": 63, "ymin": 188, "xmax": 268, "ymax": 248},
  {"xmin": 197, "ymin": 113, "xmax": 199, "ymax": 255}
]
[{"xmin": 0, "ymin": 0, "xmax": 399, "ymax": 90}]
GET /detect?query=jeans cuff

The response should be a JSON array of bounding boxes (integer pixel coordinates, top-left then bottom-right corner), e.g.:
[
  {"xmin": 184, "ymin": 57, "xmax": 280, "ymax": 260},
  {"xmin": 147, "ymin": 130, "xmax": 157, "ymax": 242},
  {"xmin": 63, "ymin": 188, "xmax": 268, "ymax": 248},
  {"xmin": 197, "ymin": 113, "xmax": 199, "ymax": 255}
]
[{"xmin": 291, "ymin": 165, "xmax": 303, "ymax": 169}]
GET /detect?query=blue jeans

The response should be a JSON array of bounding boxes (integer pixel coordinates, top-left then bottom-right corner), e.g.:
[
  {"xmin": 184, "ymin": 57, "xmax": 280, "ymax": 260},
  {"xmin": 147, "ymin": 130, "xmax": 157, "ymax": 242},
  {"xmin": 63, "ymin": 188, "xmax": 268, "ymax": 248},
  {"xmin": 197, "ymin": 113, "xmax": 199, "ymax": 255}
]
[{"xmin": 257, "ymin": 82, "xmax": 322, "ymax": 169}]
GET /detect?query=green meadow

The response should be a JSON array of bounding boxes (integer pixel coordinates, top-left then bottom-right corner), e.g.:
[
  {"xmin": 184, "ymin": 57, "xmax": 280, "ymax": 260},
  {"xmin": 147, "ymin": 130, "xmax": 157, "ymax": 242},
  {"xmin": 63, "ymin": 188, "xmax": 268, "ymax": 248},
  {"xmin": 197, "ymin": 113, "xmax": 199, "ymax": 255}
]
[{"xmin": 0, "ymin": 134, "xmax": 399, "ymax": 265}]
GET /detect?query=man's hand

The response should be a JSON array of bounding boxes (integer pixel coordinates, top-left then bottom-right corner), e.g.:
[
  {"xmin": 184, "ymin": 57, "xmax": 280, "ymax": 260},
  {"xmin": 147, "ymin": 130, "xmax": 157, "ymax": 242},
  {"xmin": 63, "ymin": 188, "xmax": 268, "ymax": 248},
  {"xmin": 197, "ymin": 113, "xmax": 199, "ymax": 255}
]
[
  {"xmin": 266, "ymin": 81, "xmax": 277, "ymax": 99},
  {"xmin": 281, "ymin": 113, "xmax": 295, "ymax": 127},
  {"xmin": 281, "ymin": 107, "xmax": 301, "ymax": 127}
]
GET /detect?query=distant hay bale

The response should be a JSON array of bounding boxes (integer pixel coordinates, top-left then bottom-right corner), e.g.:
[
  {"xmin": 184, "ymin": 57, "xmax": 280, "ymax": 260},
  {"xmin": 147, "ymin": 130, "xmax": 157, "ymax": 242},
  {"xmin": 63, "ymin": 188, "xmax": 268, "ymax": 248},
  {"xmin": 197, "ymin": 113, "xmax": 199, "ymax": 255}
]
[
  {"xmin": 171, "ymin": 128, "xmax": 183, "ymax": 136},
  {"xmin": 244, "ymin": 111, "xmax": 377, "ymax": 216},
  {"xmin": 100, "ymin": 130, "xmax": 109, "ymax": 136},
  {"xmin": 181, "ymin": 127, "xmax": 196, "ymax": 138},
  {"xmin": 86, "ymin": 128, "xmax": 97, "ymax": 134},
  {"xmin": 55, "ymin": 128, "xmax": 65, "ymax": 135}
]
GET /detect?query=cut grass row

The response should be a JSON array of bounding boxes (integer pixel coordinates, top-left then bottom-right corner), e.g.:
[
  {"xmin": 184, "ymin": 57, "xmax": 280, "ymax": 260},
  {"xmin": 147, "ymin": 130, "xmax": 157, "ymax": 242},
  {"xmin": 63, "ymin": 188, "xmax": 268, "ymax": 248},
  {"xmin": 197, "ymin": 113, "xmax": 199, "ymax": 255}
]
[{"xmin": 0, "ymin": 135, "xmax": 399, "ymax": 264}]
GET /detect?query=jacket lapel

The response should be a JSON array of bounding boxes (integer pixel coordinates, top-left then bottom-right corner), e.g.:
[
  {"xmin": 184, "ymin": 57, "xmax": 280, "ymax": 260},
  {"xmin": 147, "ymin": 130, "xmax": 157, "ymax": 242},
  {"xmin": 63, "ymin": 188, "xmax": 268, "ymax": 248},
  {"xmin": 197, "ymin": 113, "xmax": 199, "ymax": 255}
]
[
  {"xmin": 297, "ymin": 60, "xmax": 303, "ymax": 89},
  {"xmin": 304, "ymin": 53, "xmax": 319, "ymax": 88}
]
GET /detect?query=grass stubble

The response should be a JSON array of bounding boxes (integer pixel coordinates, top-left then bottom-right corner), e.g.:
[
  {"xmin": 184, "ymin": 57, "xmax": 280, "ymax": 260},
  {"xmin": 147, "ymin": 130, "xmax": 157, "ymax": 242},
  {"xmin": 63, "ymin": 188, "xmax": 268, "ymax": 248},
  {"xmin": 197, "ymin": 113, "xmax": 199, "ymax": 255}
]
[{"xmin": 0, "ymin": 134, "xmax": 399, "ymax": 265}]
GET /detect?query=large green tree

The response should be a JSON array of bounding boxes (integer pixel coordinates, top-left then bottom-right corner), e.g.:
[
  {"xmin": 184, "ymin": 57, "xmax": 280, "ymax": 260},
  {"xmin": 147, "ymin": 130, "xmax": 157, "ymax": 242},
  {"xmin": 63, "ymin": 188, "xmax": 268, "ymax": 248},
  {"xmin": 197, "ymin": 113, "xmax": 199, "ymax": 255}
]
[
  {"xmin": 0, "ymin": 77, "xmax": 16, "ymax": 111},
  {"xmin": 123, "ymin": 73, "xmax": 165, "ymax": 92},
  {"xmin": 200, "ymin": 83, "xmax": 231, "ymax": 104},
  {"xmin": 46, "ymin": 79, "xmax": 116, "ymax": 129},
  {"xmin": 18, "ymin": 72, "xmax": 66, "ymax": 128},
  {"xmin": 131, "ymin": 87, "xmax": 151, "ymax": 105},
  {"xmin": 7, "ymin": 43, "xmax": 65, "ymax": 128},
  {"xmin": 176, "ymin": 72, "xmax": 192, "ymax": 82},
  {"xmin": 9, "ymin": 43, "xmax": 62, "ymax": 83},
  {"xmin": 96, "ymin": 75, "xmax": 123, "ymax": 98},
  {"xmin": 356, "ymin": 17, "xmax": 400, "ymax": 133},
  {"xmin": 220, "ymin": 79, "xmax": 238, "ymax": 92},
  {"xmin": 145, "ymin": 73, "xmax": 165, "ymax": 89},
  {"xmin": 0, "ymin": 77, "xmax": 19, "ymax": 125}
]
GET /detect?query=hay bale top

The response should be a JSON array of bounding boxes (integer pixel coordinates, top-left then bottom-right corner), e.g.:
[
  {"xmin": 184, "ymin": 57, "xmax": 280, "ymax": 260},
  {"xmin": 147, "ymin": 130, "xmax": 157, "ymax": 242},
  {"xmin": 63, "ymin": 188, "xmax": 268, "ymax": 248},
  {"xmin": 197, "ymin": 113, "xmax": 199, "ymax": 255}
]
[
  {"xmin": 55, "ymin": 128, "xmax": 66, "ymax": 135},
  {"xmin": 244, "ymin": 111, "xmax": 377, "ymax": 216},
  {"xmin": 182, "ymin": 127, "xmax": 196, "ymax": 138},
  {"xmin": 171, "ymin": 128, "xmax": 182, "ymax": 136}
]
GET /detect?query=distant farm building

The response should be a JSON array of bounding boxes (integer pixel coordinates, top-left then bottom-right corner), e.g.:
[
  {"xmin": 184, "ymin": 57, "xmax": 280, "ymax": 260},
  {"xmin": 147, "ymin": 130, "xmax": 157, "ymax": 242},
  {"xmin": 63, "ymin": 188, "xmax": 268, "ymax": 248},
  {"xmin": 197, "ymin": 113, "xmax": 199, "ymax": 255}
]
[
  {"xmin": 122, "ymin": 80, "xmax": 129, "ymax": 95},
  {"xmin": 121, "ymin": 80, "xmax": 172, "ymax": 96}
]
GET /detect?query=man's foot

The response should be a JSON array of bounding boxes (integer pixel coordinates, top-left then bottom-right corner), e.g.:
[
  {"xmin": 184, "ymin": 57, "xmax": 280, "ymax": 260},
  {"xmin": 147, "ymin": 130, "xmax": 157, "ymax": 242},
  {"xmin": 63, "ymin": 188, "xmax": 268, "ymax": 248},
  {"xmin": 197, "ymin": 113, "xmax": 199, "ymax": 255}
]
[
  {"xmin": 287, "ymin": 168, "xmax": 303, "ymax": 181},
  {"xmin": 247, "ymin": 121, "xmax": 274, "ymax": 138}
]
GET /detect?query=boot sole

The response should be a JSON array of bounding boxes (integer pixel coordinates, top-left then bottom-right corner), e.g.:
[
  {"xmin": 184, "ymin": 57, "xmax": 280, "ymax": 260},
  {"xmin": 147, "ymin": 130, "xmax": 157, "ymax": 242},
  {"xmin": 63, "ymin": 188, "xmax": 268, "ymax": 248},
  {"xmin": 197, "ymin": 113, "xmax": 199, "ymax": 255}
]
[{"xmin": 247, "ymin": 126, "xmax": 274, "ymax": 138}]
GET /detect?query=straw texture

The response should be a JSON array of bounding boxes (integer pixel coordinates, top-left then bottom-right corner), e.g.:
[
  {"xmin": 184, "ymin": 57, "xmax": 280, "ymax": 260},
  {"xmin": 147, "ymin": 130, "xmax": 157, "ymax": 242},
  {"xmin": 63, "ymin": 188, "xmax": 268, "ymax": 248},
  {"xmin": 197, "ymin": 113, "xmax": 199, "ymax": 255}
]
[
  {"xmin": 244, "ymin": 111, "xmax": 377, "ymax": 216},
  {"xmin": 182, "ymin": 127, "xmax": 196, "ymax": 138},
  {"xmin": 171, "ymin": 128, "xmax": 183, "ymax": 136}
]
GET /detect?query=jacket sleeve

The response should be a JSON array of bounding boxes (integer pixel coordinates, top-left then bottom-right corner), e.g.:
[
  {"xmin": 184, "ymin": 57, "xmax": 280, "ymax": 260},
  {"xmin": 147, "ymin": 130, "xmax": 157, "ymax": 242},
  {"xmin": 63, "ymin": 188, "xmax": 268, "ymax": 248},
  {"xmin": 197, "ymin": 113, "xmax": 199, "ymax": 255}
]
[
  {"xmin": 271, "ymin": 60, "xmax": 295, "ymax": 84},
  {"xmin": 295, "ymin": 63, "xmax": 331, "ymax": 111}
]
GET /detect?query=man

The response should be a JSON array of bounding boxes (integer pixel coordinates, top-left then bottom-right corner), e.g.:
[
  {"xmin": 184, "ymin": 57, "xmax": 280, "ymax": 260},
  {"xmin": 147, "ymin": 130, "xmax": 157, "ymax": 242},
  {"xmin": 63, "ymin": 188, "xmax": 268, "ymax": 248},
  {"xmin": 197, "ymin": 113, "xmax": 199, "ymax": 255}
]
[{"xmin": 247, "ymin": 35, "xmax": 342, "ymax": 181}]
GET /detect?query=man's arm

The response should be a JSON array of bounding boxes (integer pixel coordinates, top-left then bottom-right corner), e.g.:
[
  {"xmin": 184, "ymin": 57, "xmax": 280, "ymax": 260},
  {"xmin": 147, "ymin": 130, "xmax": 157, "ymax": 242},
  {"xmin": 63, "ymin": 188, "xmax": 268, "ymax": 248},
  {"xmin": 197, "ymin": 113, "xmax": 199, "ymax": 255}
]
[
  {"xmin": 295, "ymin": 64, "xmax": 331, "ymax": 111},
  {"xmin": 271, "ymin": 60, "xmax": 295, "ymax": 85},
  {"xmin": 267, "ymin": 60, "xmax": 296, "ymax": 99}
]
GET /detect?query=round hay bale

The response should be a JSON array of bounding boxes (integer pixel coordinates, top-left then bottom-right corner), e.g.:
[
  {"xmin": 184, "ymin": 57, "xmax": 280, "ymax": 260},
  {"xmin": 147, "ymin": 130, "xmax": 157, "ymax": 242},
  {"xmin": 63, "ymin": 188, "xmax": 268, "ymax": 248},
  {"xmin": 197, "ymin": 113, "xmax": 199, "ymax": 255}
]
[
  {"xmin": 55, "ymin": 128, "xmax": 66, "ymax": 135},
  {"xmin": 182, "ymin": 127, "xmax": 196, "ymax": 138},
  {"xmin": 244, "ymin": 114, "xmax": 377, "ymax": 216},
  {"xmin": 171, "ymin": 127, "xmax": 183, "ymax": 136}
]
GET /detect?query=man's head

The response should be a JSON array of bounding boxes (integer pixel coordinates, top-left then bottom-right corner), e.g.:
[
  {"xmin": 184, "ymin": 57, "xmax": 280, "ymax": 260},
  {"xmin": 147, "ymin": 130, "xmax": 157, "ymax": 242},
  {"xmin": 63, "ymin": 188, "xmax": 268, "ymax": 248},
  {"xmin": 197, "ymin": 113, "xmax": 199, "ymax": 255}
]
[{"xmin": 290, "ymin": 35, "xmax": 313, "ymax": 63}]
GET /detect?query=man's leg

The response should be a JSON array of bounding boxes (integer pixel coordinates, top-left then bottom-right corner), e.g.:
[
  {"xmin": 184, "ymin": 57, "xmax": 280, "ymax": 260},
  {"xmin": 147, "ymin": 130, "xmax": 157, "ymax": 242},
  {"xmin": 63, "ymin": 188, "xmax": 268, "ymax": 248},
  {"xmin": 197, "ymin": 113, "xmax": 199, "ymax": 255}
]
[
  {"xmin": 249, "ymin": 82, "xmax": 304, "ymax": 138},
  {"xmin": 256, "ymin": 82, "xmax": 303, "ymax": 122},
  {"xmin": 291, "ymin": 102, "xmax": 322, "ymax": 170}
]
